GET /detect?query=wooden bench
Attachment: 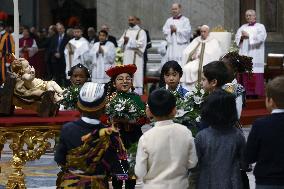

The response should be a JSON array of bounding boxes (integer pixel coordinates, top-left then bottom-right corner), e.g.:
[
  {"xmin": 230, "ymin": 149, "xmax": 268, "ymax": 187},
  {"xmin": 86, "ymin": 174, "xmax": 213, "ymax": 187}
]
[{"xmin": 264, "ymin": 53, "xmax": 284, "ymax": 82}]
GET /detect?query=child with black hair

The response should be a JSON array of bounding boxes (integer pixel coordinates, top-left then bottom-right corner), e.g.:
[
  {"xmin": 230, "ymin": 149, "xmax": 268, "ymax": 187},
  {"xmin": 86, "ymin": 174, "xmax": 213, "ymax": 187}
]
[
  {"xmin": 197, "ymin": 60, "xmax": 231, "ymax": 131},
  {"xmin": 60, "ymin": 64, "xmax": 90, "ymax": 110},
  {"xmin": 220, "ymin": 52, "xmax": 252, "ymax": 117},
  {"xmin": 195, "ymin": 60, "xmax": 249, "ymax": 188},
  {"xmin": 201, "ymin": 60, "xmax": 245, "ymax": 120},
  {"xmin": 160, "ymin": 60, "xmax": 189, "ymax": 98},
  {"xmin": 188, "ymin": 61, "xmax": 242, "ymax": 188},
  {"xmin": 105, "ymin": 64, "xmax": 146, "ymax": 189},
  {"xmin": 68, "ymin": 63, "xmax": 90, "ymax": 87},
  {"xmin": 195, "ymin": 89, "xmax": 246, "ymax": 189},
  {"xmin": 135, "ymin": 89, "xmax": 198, "ymax": 189},
  {"xmin": 201, "ymin": 60, "xmax": 229, "ymax": 93}
]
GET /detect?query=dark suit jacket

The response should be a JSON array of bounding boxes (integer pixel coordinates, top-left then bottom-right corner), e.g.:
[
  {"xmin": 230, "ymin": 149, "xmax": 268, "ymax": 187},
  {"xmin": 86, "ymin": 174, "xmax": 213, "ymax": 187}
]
[
  {"xmin": 108, "ymin": 35, "xmax": 118, "ymax": 47},
  {"xmin": 245, "ymin": 112, "xmax": 284, "ymax": 185},
  {"xmin": 55, "ymin": 119, "xmax": 106, "ymax": 165},
  {"xmin": 49, "ymin": 33, "xmax": 70, "ymax": 63},
  {"xmin": 142, "ymin": 29, "xmax": 151, "ymax": 77},
  {"xmin": 54, "ymin": 119, "xmax": 128, "ymax": 176},
  {"xmin": 144, "ymin": 29, "xmax": 151, "ymax": 62}
]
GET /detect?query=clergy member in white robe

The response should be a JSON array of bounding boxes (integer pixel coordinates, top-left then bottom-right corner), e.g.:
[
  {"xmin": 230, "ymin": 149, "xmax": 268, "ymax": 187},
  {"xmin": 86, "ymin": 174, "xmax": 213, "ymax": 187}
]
[
  {"xmin": 235, "ymin": 9, "xmax": 267, "ymax": 97},
  {"xmin": 90, "ymin": 30, "xmax": 115, "ymax": 83},
  {"xmin": 162, "ymin": 3, "xmax": 191, "ymax": 67},
  {"xmin": 87, "ymin": 27, "xmax": 97, "ymax": 49},
  {"xmin": 182, "ymin": 25, "xmax": 222, "ymax": 90},
  {"xmin": 118, "ymin": 16, "xmax": 147, "ymax": 95},
  {"xmin": 64, "ymin": 26, "xmax": 89, "ymax": 79}
]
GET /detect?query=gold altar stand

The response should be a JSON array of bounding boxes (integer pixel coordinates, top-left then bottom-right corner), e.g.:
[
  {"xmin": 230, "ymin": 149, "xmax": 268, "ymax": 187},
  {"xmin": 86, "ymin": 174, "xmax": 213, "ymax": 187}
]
[{"xmin": 0, "ymin": 109, "xmax": 80, "ymax": 189}]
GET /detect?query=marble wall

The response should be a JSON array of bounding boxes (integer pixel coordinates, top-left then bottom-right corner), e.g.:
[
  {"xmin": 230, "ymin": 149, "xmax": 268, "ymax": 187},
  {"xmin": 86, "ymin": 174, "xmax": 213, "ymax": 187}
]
[
  {"xmin": 97, "ymin": 0, "xmax": 240, "ymax": 39},
  {"xmin": 259, "ymin": 0, "xmax": 284, "ymax": 42}
]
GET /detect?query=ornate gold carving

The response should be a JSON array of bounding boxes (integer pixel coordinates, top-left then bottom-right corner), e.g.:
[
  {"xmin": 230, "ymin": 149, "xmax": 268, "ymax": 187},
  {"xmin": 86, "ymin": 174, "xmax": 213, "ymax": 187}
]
[
  {"xmin": 0, "ymin": 126, "xmax": 60, "ymax": 189},
  {"xmin": 6, "ymin": 155, "xmax": 26, "ymax": 189}
]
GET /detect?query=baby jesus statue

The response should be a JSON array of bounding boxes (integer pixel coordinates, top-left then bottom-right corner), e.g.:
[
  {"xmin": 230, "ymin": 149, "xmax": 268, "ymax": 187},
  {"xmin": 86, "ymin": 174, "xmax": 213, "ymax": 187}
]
[{"xmin": 12, "ymin": 58, "xmax": 64, "ymax": 102}]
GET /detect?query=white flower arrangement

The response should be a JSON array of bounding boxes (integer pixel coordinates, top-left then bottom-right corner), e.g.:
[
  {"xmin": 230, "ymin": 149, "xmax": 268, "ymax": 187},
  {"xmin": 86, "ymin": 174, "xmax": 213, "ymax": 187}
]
[
  {"xmin": 105, "ymin": 92, "xmax": 145, "ymax": 121},
  {"xmin": 61, "ymin": 85, "xmax": 80, "ymax": 110},
  {"xmin": 171, "ymin": 85, "xmax": 207, "ymax": 135}
]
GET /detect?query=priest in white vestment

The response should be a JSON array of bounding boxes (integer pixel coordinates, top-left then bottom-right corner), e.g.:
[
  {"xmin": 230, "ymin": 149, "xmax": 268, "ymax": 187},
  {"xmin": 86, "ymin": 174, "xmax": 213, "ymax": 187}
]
[
  {"xmin": 162, "ymin": 3, "xmax": 191, "ymax": 67},
  {"xmin": 118, "ymin": 16, "xmax": 147, "ymax": 95},
  {"xmin": 182, "ymin": 25, "xmax": 222, "ymax": 90},
  {"xmin": 90, "ymin": 30, "xmax": 115, "ymax": 83},
  {"xmin": 64, "ymin": 26, "xmax": 89, "ymax": 79},
  {"xmin": 235, "ymin": 9, "xmax": 267, "ymax": 97}
]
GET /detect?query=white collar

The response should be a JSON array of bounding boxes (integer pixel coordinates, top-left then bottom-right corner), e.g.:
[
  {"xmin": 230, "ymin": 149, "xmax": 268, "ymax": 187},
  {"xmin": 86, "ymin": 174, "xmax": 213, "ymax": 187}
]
[
  {"xmin": 95, "ymin": 41, "xmax": 108, "ymax": 45},
  {"xmin": 154, "ymin": 119, "xmax": 174, "ymax": 127},
  {"xmin": 129, "ymin": 25, "xmax": 140, "ymax": 30},
  {"xmin": 197, "ymin": 35, "xmax": 213, "ymax": 43},
  {"xmin": 172, "ymin": 14, "xmax": 182, "ymax": 19},
  {"xmin": 81, "ymin": 117, "xmax": 101, "ymax": 124},
  {"xmin": 165, "ymin": 84, "xmax": 180, "ymax": 92},
  {"xmin": 72, "ymin": 37, "xmax": 86, "ymax": 42},
  {"xmin": 271, "ymin": 109, "xmax": 284, "ymax": 114}
]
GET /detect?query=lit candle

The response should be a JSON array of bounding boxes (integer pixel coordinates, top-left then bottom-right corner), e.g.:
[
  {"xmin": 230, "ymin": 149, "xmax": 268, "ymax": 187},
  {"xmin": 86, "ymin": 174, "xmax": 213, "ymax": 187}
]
[{"xmin": 13, "ymin": 0, "xmax": 19, "ymax": 58}]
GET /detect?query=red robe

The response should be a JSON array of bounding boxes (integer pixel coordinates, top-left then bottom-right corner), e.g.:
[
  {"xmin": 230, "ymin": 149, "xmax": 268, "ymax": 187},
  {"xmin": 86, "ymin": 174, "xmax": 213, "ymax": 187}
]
[{"xmin": 19, "ymin": 37, "xmax": 34, "ymax": 60}]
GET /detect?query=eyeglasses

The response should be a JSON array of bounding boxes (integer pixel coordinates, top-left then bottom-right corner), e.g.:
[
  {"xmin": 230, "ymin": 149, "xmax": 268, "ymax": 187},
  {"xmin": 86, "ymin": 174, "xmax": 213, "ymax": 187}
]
[{"xmin": 115, "ymin": 77, "xmax": 132, "ymax": 82}]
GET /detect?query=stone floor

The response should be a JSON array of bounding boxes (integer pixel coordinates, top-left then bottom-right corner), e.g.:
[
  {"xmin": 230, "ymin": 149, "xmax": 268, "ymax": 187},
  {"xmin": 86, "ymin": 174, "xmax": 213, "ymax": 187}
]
[{"xmin": 0, "ymin": 128, "xmax": 255, "ymax": 189}]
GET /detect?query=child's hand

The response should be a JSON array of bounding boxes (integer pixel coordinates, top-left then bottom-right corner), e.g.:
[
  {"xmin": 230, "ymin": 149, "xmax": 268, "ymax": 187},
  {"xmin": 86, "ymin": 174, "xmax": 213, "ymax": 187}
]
[{"xmin": 81, "ymin": 133, "xmax": 92, "ymax": 142}]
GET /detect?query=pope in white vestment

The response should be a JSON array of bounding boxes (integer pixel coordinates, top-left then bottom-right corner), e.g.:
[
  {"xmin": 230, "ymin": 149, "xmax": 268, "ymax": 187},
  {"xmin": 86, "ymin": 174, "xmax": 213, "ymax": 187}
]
[
  {"xmin": 90, "ymin": 31, "xmax": 116, "ymax": 83},
  {"xmin": 64, "ymin": 27, "xmax": 89, "ymax": 79},
  {"xmin": 182, "ymin": 25, "xmax": 222, "ymax": 90},
  {"xmin": 162, "ymin": 3, "xmax": 191, "ymax": 67},
  {"xmin": 235, "ymin": 9, "xmax": 267, "ymax": 96},
  {"xmin": 118, "ymin": 16, "xmax": 147, "ymax": 94}
]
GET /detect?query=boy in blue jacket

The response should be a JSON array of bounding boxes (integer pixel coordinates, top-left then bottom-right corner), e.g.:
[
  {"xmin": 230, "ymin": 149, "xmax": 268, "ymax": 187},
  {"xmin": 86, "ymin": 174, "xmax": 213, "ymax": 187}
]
[{"xmin": 245, "ymin": 76, "xmax": 284, "ymax": 189}]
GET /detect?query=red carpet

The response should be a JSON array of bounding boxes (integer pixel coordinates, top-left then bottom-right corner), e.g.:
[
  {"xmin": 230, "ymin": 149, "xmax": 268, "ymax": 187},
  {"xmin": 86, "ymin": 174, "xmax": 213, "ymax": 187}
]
[
  {"xmin": 0, "ymin": 109, "xmax": 80, "ymax": 126},
  {"xmin": 0, "ymin": 99, "xmax": 268, "ymax": 127},
  {"xmin": 240, "ymin": 99, "xmax": 270, "ymax": 126},
  {"xmin": 141, "ymin": 95, "xmax": 270, "ymax": 126}
]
